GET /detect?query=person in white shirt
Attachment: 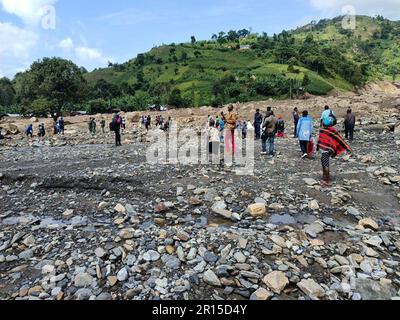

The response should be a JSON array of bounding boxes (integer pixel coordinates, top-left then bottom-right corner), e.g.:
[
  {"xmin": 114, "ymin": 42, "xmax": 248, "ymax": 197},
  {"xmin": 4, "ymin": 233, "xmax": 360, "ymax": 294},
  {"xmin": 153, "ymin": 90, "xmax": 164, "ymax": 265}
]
[{"xmin": 208, "ymin": 119, "xmax": 220, "ymax": 164}]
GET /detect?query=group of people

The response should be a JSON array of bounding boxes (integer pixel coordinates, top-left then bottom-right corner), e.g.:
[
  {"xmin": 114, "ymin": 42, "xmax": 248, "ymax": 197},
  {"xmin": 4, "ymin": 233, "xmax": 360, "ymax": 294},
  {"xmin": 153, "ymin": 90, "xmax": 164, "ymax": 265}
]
[
  {"xmin": 207, "ymin": 104, "xmax": 354, "ymax": 186},
  {"xmin": 53, "ymin": 117, "xmax": 65, "ymax": 135},
  {"xmin": 23, "ymin": 117, "xmax": 63, "ymax": 139},
  {"xmin": 89, "ymin": 112, "xmax": 124, "ymax": 146},
  {"xmin": 142, "ymin": 115, "xmax": 172, "ymax": 132}
]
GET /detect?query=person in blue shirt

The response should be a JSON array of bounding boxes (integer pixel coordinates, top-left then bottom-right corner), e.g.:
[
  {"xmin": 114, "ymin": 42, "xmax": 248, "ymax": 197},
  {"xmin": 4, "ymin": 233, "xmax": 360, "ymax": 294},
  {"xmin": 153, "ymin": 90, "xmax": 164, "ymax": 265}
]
[
  {"xmin": 320, "ymin": 105, "xmax": 336, "ymax": 128},
  {"xmin": 297, "ymin": 110, "xmax": 313, "ymax": 158},
  {"xmin": 25, "ymin": 124, "xmax": 33, "ymax": 138}
]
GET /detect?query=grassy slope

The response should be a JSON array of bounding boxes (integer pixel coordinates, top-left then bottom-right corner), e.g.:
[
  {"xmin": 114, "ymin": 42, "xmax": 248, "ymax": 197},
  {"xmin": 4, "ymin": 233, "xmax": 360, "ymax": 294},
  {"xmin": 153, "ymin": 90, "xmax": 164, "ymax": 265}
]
[
  {"xmin": 85, "ymin": 45, "xmax": 350, "ymax": 98},
  {"xmin": 84, "ymin": 15, "xmax": 400, "ymax": 102}
]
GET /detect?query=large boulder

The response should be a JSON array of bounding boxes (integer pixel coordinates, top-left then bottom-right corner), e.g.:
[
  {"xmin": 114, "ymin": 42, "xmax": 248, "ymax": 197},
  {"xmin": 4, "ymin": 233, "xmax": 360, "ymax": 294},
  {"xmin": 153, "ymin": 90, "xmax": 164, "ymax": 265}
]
[
  {"xmin": 355, "ymin": 279, "xmax": 397, "ymax": 300},
  {"xmin": 3, "ymin": 123, "xmax": 20, "ymax": 135},
  {"xmin": 247, "ymin": 203, "xmax": 267, "ymax": 218},
  {"xmin": 263, "ymin": 271, "xmax": 289, "ymax": 294}
]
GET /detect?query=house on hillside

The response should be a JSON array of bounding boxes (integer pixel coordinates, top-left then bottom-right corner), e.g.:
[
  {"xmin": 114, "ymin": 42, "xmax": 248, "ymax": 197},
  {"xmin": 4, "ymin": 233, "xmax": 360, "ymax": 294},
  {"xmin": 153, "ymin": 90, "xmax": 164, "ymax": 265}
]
[{"xmin": 240, "ymin": 45, "xmax": 251, "ymax": 50}]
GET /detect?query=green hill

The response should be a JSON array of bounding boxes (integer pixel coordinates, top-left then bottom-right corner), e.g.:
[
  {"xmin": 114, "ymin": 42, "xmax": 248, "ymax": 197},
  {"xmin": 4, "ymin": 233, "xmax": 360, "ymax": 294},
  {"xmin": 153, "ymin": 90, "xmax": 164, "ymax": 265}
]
[
  {"xmin": 82, "ymin": 15, "xmax": 400, "ymax": 110},
  {"xmin": 2, "ymin": 15, "xmax": 400, "ymax": 115}
]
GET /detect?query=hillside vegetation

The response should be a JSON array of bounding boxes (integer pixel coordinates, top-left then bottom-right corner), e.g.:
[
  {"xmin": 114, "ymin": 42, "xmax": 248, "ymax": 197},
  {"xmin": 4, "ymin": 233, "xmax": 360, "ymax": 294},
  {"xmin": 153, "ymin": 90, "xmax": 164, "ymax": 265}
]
[{"xmin": 1, "ymin": 15, "xmax": 400, "ymax": 115}]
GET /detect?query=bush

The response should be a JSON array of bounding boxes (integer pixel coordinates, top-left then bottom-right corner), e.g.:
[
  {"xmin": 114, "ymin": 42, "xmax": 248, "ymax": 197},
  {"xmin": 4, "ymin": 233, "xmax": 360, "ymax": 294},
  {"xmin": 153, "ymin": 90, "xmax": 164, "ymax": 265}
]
[{"xmin": 87, "ymin": 98, "xmax": 109, "ymax": 114}]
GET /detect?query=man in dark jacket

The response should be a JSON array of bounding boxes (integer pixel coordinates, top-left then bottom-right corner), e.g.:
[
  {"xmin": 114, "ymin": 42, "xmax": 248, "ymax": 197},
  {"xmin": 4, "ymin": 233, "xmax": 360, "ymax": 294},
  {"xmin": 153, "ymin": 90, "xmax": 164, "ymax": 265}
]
[
  {"xmin": 254, "ymin": 109, "xmax": 263, "ymax": 140},
  {"xmin": 58, "ymin": 117, "xmax": 65, "ymax": 135},
  {"xmin": 112, "ymin": 113, "xmax": 122, "ymax": 146},
  {"xmin": 344, "ymin": 108, "xmax": 356, "ymax": 141},
  {"xmin": 293, "ymin": 107, "xmax": 300, "ymax": 138}
]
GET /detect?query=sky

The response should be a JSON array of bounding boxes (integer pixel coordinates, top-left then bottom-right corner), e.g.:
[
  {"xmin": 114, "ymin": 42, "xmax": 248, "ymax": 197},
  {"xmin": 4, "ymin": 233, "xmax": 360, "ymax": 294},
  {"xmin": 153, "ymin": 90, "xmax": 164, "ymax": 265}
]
[{"xmin": 1, "ymin": 0, "xmax": 400, "ymax": 78}]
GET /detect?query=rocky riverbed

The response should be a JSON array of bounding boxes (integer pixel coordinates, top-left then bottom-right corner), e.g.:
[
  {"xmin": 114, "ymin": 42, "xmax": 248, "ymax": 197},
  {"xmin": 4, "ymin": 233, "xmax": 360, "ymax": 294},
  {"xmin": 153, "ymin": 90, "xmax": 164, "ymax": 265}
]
[{"xmin": 1, "ymin": 114, "xmax": 400, "ymax": 300}]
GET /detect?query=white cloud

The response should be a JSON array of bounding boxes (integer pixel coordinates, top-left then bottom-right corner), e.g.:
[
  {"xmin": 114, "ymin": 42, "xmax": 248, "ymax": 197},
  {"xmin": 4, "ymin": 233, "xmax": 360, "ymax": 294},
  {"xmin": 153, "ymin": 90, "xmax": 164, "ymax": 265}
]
[
  {"xmin": 0, "ymin": 0, "xmax": 57, "ymax": 25},
  {"xmin": 58, "ymin": 37, "xmax": 74, "ymax": 50},
  {"xmin": 310, "ymin": 0, "xmax": 400, "ymax": 19},
  {"xmin": 75, "ymin": 46, "xmax": 109, "ymax": 64},
  {"xmin": 58, "ymin": 37, "xmax": 111, "ymax": 65},
  {"xmin": 0, "ymin": 22, "xmax": 38, "ymax": 58}
]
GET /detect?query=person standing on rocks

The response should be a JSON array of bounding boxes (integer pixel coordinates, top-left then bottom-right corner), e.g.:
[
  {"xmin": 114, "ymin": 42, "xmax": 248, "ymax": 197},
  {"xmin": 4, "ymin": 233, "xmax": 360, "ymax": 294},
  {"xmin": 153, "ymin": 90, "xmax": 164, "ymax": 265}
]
[
  {"xmin": 122, "ymin": 117, "xmax": 126, "ymax": 131},
  {"xmin": 254, "ymin": 109, "xmax": 263, "ymax": 140},
  {"xmin": 293, "ymin": 107, "xmax": 300, "ymax": 138},
  {"xmin": 208, "ymin": 119, "xmax": 220, "ymax": 164},
  {"xmin": 111, "ymin": 113, "xmax": 122, "ymax": 146},
  {"xmin": 242, "ymin": 121, "xmax": 248, "ymax": 139},
  {"xmin": 225, "ymin": 105, "xmax": 238, "ymax": 164},
  {"xmin": 58, "ymin": 117, "xmax": 65, "ymax": 135},
  {"xmin": 218, "ymin": 116, "xmax": 225, "ymax": 143},
  {"xmin": 0, "ymin": 127, "xmax": 4, "ymax": 140},
  {"xmin": 145, "ymin": 115, "xmax": 151, "ymax": 131},
  {"xmin": 54, "ymin": 120, "xmax": 59, "ymax": 135},
  {"xmin": 100, "ymin": 118, "xmax": 106, "ymax": 134},
  {"xmin": 344, "ymin": 108, "xmax": 356, "ymax": 142},
  {"xmin": 25, "ymin": 124, "xmax": 33, "ymax": 138},
  {"xmin": 91, "ymin": 118, "xmax": 97, "ymax": 136},
  {"xmin": 320, "ymin": 105, "xmax": 336, "ymax": 128},
  {"xmin": 261, "ymin": 110, "xmax": 277, "ymax": 156},
  {"xmin": 88, "ymin": 118, "xmax": 93, "ymax": 134},
  {"xmin": 297, "ymin": 110, "xmax": 313, "ymax": 159},
  {"xmin": 317, "ymin": 112, "xmax": 350, "ymax": 187},
  {"xmin": 38, "ymin": 124, "xmax": 46, "ymax": 138}
]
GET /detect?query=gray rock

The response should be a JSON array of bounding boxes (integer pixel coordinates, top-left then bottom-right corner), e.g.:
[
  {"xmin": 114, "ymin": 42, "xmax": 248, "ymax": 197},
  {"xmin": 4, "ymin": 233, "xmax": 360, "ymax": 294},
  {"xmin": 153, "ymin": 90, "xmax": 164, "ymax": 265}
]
[
  {"xmin": 203, "ymin": 270, "xmax": 221, "ymax": 287},
  {"xmin": 96, "ymin": 292, "xmax": 112, "ymax": 300},
  {"xmin": 19, "ymin": 249, "xmax": 34, "ymax": 260},
  {"xmin": 355, "ymin": 279, "xmax": 396, "ymax": 300},
  {"xmin": 95, "ymin": 248, "xmax": 107, "ymax": 258},
  {"xmin": 143, "ymin": 250, "xmax": 160, "ymax": 262},
  {"xmin": 74, "ymin": 273, "xmax": 94, "ymax": 288},
  {"xmin": 204, "ymin": 251, "xmax": 219, "ymax": 263},
  {"xmin": 117, "ymin": 268, "xmax": 129, "ymax": 282},
  {"xmin": 162, "ymin": 255, "xmax": 181, "ymax": 270},
  {"xmin": 74, "ymin": 288, "xmax": 92, "ymax": 300}
]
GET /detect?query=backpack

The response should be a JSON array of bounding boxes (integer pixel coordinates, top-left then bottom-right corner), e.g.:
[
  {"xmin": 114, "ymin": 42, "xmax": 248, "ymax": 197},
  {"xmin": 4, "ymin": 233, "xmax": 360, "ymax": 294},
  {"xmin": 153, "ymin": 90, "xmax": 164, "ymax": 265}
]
[
  {"xmin": 109, "ymin": 120, "xmax": 116, "ymax": 132},
  {"xmin": 330, "ymin": 111, "xmax": 337, "ymax": 126},
  {"xmin": 323, "ymin": 110, "xmax": 337, "ymax": 127}
]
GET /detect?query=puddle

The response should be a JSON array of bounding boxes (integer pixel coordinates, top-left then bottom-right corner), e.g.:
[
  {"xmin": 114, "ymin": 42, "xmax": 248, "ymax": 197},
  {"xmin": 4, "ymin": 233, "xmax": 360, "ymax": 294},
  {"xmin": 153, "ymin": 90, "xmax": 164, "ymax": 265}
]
[
  {"xmin": 269, "ymin": 214, "xmax": 296, "ymax": 225},
  {"xmin": 2, "ymin": 214, "xmax": 36, "ymax": 225},
  {"xmin": 39, "ymin": 217, "xmax": 66, "ymax": 229},
  {"xmin": 2, "ymin": 214, "xmax": 67, "ymax": 229},
  {"xmin": 268, "ymin": 213, "xmax": 317, "ymax": 226}
]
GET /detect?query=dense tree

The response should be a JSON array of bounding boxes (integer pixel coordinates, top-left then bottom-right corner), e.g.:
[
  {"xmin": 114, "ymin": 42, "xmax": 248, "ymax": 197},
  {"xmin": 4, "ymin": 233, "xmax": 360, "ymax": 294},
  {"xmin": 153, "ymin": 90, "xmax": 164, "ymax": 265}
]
[
  {"xmin": 0, "ymin": 77, "xmax": 15, "ymax": 107},
  {"xmin": 227, "ymin": 30, "xmax": 239, "ymax": 42},
  {"xmin": 238, "ymin": 29, "xmax": 250, "ymax": 38},
  {"xmin": 168, "ymin": 88, "xmax": 186, "ymax": 108},
  {"xmin": 389, "ymin": 64, "xmax": 399, "ymax": 82},
  {"xmin": 191, "ymin": 36, "xmax": 196, "ymax": 44},
  {"xmin": 136, "ymin": 54, "xmax": 145, "ymax": 66},
  {"xmin": 93, "ymin": 79, "xmax": 120, "ymax": 100},
  {"xmin": 14, "ymin": 58, "xmax": 88, "ymax": 115},
  {"xmin": 302, "ymin": 74, "xmax": 310, "ymax": 88},
  {"xmin": 181, "ymin": 52, "xmax": 188, "ymax": 61}
]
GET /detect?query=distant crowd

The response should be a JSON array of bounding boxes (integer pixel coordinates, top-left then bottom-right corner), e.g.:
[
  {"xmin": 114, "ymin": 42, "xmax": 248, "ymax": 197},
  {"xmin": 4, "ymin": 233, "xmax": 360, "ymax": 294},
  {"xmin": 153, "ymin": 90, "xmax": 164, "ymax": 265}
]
[{"xmin": 10, "ymin": 105, "xmax": 357, "ymax": 186}]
